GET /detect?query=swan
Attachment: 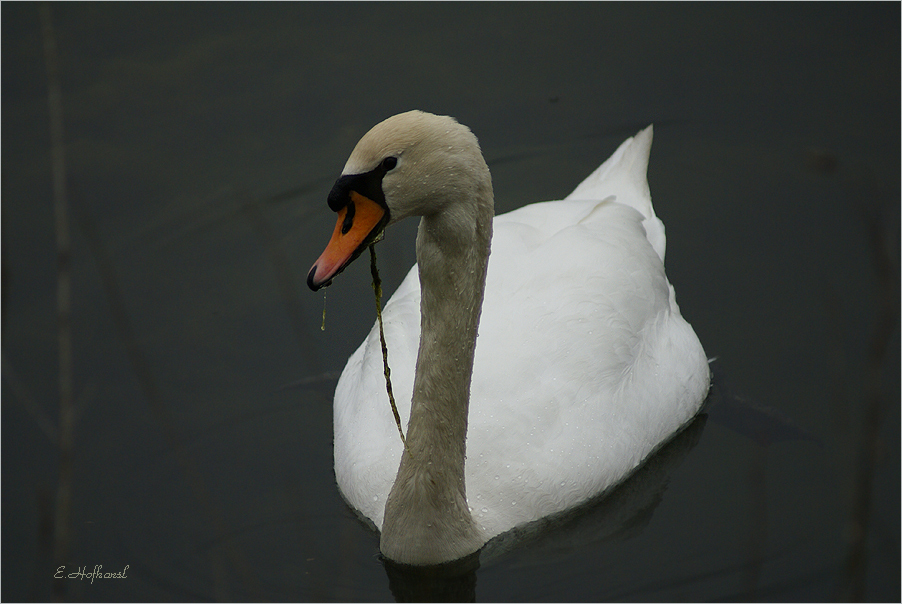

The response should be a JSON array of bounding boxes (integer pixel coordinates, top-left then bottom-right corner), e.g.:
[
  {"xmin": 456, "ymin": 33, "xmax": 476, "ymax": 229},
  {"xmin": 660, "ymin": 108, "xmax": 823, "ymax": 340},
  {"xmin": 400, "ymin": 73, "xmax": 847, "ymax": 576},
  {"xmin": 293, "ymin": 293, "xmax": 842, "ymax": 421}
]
[{"xmin": 307, "ymin": 110, "xmax": 710, "ymax": 565}]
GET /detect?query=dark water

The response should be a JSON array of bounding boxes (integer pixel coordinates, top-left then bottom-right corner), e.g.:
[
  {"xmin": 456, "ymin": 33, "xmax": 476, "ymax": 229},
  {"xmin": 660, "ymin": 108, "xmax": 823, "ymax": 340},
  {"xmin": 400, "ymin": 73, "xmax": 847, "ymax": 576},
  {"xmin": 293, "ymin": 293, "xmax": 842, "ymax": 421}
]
[{"xmin": 3, "ymin": 3, "xmax": 899, "ymax": 601}]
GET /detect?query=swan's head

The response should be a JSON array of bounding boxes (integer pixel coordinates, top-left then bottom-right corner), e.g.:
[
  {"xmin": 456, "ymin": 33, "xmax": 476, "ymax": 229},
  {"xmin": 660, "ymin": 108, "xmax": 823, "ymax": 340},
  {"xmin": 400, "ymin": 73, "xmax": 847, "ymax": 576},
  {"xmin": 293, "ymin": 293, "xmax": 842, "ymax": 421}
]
[{"xmin": 307, "ymin": 110, "xmax": 491, "ymax": 291}]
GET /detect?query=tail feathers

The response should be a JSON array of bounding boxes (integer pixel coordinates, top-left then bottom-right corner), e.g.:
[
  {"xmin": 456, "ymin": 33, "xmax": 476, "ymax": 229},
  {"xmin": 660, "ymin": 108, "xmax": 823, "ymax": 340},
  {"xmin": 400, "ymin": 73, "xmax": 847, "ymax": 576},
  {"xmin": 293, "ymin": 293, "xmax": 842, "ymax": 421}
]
[{"xmin": 565, "ymin": 125, "xmax": 666, "ymax": 262}]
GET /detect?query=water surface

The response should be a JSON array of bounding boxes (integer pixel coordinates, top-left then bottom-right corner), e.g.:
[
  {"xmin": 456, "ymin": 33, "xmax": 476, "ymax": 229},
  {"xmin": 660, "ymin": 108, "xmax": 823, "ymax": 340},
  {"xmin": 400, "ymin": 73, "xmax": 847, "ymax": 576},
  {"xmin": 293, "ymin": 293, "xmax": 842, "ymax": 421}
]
[{"xmin": 3, "ymin": 4, "xmax": 898, "ymax": 601}]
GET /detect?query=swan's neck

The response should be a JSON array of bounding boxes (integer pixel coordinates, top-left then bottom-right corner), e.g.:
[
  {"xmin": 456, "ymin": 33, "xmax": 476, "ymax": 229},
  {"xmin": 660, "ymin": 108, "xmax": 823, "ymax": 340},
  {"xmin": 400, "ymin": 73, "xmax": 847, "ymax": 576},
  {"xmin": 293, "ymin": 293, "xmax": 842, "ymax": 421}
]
[{"xmin": 380, "ymin": 191, "xmax": 493, "ymax": 565}]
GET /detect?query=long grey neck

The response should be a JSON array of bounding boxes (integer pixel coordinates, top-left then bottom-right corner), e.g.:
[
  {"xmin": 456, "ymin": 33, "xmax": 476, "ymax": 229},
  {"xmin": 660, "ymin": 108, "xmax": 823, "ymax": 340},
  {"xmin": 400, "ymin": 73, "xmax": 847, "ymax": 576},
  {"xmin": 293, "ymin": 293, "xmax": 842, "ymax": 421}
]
[{"xmin": 380, "ymin": 193, "xmax": 493, "ymax": 565}]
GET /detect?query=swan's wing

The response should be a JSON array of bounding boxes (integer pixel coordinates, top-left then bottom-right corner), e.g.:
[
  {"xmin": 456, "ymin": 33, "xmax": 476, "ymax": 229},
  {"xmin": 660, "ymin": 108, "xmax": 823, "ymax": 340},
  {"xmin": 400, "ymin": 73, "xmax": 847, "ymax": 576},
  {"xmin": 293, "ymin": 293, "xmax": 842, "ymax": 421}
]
[{"xmin": 466, "ymin": 200, "xmax": 700, "ymax": 538}]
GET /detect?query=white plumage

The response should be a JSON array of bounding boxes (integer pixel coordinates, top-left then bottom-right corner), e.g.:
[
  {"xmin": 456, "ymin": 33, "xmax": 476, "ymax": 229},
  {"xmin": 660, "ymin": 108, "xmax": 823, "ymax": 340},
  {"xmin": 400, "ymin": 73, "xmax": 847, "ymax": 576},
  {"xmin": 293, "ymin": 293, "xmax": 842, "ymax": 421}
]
[
  {"xmin": 307, "ymin": 111, "xmax": 710, "ymax": 565},
  {"xmin": 316, "ymin": 112, "xmax": 709, "ymax": 563}
]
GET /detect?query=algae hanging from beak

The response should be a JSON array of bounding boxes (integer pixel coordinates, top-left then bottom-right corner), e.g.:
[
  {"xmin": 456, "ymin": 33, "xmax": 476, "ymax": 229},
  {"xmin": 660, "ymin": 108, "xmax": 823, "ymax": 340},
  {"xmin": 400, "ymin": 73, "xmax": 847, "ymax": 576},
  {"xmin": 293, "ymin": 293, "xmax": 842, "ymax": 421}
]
[{"xmin": 369, "ymin": 244, "xmax": 409, "ymax": 454}]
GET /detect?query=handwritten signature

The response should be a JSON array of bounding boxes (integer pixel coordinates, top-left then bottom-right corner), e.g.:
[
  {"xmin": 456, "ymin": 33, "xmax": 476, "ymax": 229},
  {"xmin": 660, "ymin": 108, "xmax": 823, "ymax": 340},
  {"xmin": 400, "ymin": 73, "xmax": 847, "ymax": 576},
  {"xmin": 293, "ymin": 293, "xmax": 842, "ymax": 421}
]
[{"xmin": 54, "ymin": 565, "xmax": 129, "ymax": 584}]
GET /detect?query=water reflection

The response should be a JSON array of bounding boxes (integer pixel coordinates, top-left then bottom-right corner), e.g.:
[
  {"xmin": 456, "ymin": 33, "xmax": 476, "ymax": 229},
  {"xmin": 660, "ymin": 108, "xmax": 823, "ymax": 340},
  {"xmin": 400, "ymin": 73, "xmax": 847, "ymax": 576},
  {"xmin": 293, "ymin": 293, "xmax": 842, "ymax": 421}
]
[{"xmin": 383, "ymin": 552, "xmax": 481, "ymax": 603}]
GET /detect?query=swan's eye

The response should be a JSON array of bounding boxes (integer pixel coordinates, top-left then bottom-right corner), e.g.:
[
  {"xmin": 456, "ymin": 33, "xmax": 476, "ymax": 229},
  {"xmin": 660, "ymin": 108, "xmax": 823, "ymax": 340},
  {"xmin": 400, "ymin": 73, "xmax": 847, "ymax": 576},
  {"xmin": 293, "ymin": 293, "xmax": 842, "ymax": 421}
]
[{"xmin": 381, "ymin": 156, "xmax": 398, "ymax": 172}]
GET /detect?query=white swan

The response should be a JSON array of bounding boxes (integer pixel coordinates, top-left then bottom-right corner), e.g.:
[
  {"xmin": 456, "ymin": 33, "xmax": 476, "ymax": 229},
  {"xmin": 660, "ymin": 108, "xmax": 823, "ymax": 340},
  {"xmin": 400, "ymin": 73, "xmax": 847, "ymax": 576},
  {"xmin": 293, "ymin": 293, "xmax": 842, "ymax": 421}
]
[{"xmin": 307, "ymin": 111, "xmax": 710, "ymax": 565}]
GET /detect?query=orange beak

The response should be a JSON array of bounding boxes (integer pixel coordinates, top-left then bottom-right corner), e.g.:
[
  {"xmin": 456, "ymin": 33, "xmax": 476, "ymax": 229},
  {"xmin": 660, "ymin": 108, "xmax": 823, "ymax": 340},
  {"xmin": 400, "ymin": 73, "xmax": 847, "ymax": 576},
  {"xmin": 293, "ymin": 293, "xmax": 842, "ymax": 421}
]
[{"xmin": 307, "ymin": 191, "xmax": 388, "ymax": 290}]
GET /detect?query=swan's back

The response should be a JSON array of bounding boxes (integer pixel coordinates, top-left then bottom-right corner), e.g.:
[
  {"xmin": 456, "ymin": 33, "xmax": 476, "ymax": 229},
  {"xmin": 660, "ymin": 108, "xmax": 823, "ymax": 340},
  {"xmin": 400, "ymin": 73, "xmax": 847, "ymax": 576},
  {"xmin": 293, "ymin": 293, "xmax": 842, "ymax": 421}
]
[{"xmin": 333, "ymin": 126, "xmax": 710, "ymax": 541}]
